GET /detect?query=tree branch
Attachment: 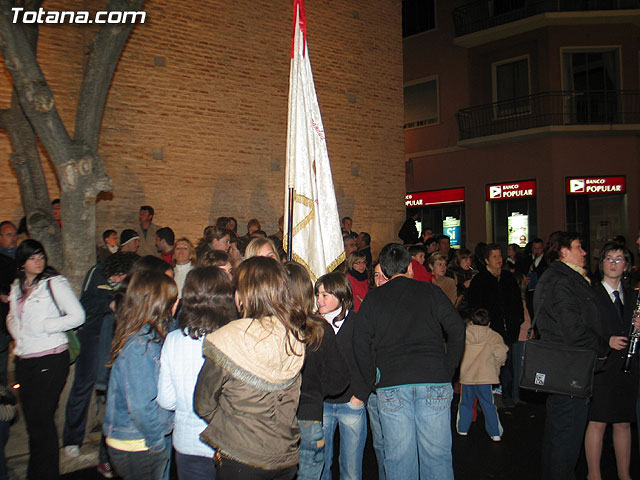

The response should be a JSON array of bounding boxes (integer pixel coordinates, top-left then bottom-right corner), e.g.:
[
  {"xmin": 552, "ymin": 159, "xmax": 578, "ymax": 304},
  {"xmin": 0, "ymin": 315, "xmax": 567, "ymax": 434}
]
[
  {"xmin": 0, "ymin": 0, "xmax": 74, "ymax": 167},
  {"xmin": 74, "ymin": 0, "xmax": 146, "ymax": 151},
  {"xmin": 0, "ymin": 109, "xmax": 9, "ymax": 131}
]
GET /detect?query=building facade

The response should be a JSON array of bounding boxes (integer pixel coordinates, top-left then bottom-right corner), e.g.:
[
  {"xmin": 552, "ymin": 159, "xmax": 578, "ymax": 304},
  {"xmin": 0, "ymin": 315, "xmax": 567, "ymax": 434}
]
[
  {"xmin": 403, "ymin": 0, "xmax": 640, "ymax": 268},
  {"xmin": 0, "ymin": 0, "xmax": 405, "ymax": 255}
]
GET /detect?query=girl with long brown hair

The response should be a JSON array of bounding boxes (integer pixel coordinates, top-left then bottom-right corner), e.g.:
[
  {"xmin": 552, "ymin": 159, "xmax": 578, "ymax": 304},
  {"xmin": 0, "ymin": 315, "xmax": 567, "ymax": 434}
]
[
  {"xmin": 158, "ymin": 267, "xmax": 236, "ymax": 480},
  {"xmin": 194, "ymin": 256, "xmax": 317, "ymax": 479},
  {"xmin": 102, "ymin": 271, "xmax": 178, "ymax": 480}
]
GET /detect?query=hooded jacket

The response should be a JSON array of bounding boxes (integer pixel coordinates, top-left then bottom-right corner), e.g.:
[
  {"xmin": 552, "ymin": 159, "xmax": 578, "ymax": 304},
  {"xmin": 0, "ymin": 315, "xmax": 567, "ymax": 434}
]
[
  {"xmin": 459, "ymin": 324, "xmax": 508, "ymax": 385},
  {"xmin": 194, "ymin": 316, "xmax": 305, "ymax": 470}
]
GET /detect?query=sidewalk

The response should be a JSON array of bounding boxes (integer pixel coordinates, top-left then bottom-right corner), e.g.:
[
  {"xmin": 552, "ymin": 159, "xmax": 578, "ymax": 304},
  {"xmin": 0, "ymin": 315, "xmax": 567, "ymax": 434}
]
[{"xmin": 5, "ymin": 362, "xmax": 102, "ymax": 480}]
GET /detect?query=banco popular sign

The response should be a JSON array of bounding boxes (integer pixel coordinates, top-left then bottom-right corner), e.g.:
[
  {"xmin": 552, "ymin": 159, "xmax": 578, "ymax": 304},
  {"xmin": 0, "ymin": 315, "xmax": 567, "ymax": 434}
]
[
  {"xmin": 486, "ymin": 180, "xmax": 536, "ymax": 200},
  {"xmin": 566, "ymin": 176, "xmax": 626, "ymax": 195}
]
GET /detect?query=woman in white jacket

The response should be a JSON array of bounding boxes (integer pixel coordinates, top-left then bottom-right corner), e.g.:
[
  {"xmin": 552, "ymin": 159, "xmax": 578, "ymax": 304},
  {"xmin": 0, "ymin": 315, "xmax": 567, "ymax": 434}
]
[
  {"xmin": 157, "ymin": 266, "xmax": 236, "ymax": 479},
  {"xmin": 7, "ymin": 239, "xmax": 84, "ymax": 480}
]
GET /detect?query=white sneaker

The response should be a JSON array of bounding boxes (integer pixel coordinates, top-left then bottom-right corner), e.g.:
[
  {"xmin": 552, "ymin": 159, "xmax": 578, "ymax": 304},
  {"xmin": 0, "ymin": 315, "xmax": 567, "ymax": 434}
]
[
  {"xmin": 491, "ymin": 436, "xmax": 501, "ymax": 442},
  {"xmin": 64, "ymin": 445, "xmax": 80, "ymax": 458}
]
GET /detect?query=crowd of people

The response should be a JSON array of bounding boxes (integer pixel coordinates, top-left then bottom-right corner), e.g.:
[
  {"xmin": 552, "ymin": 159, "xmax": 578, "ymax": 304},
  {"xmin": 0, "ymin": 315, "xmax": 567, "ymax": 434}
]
[{"xmin": 0, "ymin": 204, "xmax": 638, "ymax": 479}]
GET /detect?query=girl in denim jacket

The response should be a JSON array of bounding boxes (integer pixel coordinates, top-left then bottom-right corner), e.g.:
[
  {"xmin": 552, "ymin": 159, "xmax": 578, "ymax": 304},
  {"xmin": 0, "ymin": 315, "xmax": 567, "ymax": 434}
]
[{"xmin": 103, "ymin": 271, "xmax": 178, "ymax": 480}]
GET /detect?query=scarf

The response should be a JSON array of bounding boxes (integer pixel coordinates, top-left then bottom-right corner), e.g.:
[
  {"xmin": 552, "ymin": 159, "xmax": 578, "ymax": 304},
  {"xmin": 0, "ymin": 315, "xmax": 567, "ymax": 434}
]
[{"xmin": 347, "ymin": 269, "xmax": 368, "ymax": 282}]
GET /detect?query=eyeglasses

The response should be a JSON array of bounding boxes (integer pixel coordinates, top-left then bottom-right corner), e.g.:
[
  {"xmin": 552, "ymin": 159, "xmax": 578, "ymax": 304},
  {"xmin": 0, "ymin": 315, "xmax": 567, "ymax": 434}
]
[{"xmin": 604, "ymin": 257, "xmax": 625, "ymax": 264}]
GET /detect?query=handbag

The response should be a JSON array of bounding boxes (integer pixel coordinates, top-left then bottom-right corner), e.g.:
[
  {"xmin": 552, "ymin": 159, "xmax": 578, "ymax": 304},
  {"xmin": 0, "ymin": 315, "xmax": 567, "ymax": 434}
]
[
  {"xmin": 46, "ymin": 279, "xmax": 81, "ymax": 364},
  {"xmin": 518, "ymin": 282, "xmax": 597, "ymax": 398}
]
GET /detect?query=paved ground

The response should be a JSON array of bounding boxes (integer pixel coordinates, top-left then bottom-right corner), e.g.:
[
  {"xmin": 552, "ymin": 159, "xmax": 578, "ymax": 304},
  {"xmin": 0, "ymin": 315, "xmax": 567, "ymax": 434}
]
[
  {"xmin": 56, "ymin": 391, "xmax": 640, "ymax": 480},
  {"xmin": 3, "ymin": 364, "xmax": 638, "ymax": 480}
]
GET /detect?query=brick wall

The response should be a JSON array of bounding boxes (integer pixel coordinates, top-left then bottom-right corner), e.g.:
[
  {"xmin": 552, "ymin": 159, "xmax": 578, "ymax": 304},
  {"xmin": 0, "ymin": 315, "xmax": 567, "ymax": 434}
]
[{"xmin": 0, "ymin": 0, "xmax": 405, "ymax": 257}]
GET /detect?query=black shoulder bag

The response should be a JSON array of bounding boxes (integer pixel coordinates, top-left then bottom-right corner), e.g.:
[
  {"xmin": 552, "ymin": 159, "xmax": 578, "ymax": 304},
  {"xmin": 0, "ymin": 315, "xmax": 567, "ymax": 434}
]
[{"xmin": 518, "ymin": 281, "xmax": 597, "ymax": 398}]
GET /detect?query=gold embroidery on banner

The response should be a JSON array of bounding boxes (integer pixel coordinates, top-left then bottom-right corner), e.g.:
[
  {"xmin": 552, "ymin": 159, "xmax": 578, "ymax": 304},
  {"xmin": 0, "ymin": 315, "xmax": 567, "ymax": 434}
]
[
  {"xmin": 327, "ymin": 251, "xmax": 345, "ymax": 273},
  {"xmin": 291, "ymin": 253, "xmax": 317, "ymax": 283},
  {"xmin": 283, "ymin": 189, "xmax": 345, "ymax": 281},
  {"xmin": 292, "ymin": 193, "xmax": 314, "ymax": 236}
]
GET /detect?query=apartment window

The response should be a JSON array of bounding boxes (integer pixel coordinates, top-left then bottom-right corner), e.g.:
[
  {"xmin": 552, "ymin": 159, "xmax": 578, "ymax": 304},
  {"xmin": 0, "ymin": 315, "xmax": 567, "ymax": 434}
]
[
  {"xmin": 562, "ymin": 48, "xmax": 620, "ymax": 124},
  {"xmin": 404, "ymin": 78, "xmax": 439, "ymax": 129},
  {"xmin": 489, "ymin": 0, "xmax": 525, "ymax": 16},
  {"xmin": 493, "ymin": 56, "xmax": 530, "ymax": 117},
  {"xmin": 402, "ymin": 0, "xmax": 436, "ymax": 37}
]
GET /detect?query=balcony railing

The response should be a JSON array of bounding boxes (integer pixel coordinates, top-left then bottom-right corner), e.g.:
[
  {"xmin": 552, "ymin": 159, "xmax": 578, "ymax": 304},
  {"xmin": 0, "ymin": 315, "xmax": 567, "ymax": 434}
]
[
  {"xmin": 456, "ymin": 90, "xmax": 640, "ymax": 140},
  {"xmin": 452, "ymin": 0, "xmax": 640, "ymax": 37}
]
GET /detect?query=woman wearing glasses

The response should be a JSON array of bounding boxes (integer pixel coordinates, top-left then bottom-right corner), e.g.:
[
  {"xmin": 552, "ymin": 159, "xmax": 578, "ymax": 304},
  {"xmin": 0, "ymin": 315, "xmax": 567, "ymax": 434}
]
[
  {"xmin": 345, "ymin": 251, "xmax": 369, "ymax": 312},
  {"xmin": 585, "ymin": 242, "xmax": 638, "ymax": 480}
]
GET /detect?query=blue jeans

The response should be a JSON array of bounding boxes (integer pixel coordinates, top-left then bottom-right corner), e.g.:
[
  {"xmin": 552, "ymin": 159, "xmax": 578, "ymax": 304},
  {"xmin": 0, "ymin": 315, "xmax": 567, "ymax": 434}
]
[
  {"xmin": 63, "ymin": 329, "xmax": 100, "ymax": 448},
  {"xmin": 321, "ymin": 401, "xmax": 367, "ymax": 480},
  {"xmin": 456, "ymin": 384, "xmax": 502, "ymax": 437},
  {"xmin": 95, "ymin": 312, "xmax": 114, "ymax": 391},
  {"xmin": 541, "ymin": 394, "xmax": 589, "ymax": 480},
  {"xmin": 377, "ymin": 384, "xmax": 454, "ymax": 480},
  {"xmin": 108, "ymin": 438, "xmax": 171, "ymax": 480},
  {"xmin": 499, "ymin": 344, "xmax": 514, "ymax": 400},
  {"xmin": 298, "ymin": 420, "xmax": 325, "ymax": 480},
  {"xmin": 366, "ymin": 393, "xmax": 385, "ymax": 480},
  {"xmin": 175, "ymin": 450, "xmax": 215, "ymax": 480}
]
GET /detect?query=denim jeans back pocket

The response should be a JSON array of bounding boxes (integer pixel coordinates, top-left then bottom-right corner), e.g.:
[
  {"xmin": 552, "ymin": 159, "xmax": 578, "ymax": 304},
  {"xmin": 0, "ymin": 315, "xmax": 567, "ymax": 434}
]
[
  {"xmin": 346, "ymin": 400, "xmax": 366, "ymax": 411},
  {"xmin": 378, "ymin": 388, "xmax": 404, "ymax": 413},
  {"xmin": 426, "ymin": 385, "xmax": 452, "ymax": 411}
]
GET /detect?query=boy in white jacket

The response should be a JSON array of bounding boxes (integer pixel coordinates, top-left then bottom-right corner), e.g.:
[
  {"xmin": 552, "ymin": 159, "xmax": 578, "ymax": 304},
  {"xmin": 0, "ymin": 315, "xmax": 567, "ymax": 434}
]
[{"xmin": 456, "ymin": 308, "xmax": 509, "ymax": 441}]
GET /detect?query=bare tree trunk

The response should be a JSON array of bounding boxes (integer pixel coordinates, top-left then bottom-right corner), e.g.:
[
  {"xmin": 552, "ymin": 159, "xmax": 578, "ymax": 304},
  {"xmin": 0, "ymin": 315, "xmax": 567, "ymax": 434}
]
[
  {"xmin": 0, "ymin": 0, "xmax": 145, "ymax": 291},
  {"xmin": 0, "ymin": 0, "xmax": 62, "ymax": 267},
  {"xmin": 5, "ymin": 91, "xmax": 63, "ymax": 267}
]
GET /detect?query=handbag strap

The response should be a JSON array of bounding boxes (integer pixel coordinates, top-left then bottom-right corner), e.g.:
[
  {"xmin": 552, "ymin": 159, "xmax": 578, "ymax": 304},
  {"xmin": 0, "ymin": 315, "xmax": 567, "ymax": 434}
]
[
  {"xmin": 46, "ymin": 279, "xmax": 63, "ymax": 316},
  {"xmin": 527, "ymin": 278, "xmax": 549, "ymax": 341}
]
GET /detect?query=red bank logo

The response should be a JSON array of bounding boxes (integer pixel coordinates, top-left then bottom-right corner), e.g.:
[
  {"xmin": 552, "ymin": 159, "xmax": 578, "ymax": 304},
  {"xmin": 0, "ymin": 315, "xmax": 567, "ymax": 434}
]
[
  {"xmin": 570, "ymin": 179, "xmax": 585, "ymax": 193},
  {"xmin": 489, "ymin": 186, "xmax": 502, "ymax": 199}
]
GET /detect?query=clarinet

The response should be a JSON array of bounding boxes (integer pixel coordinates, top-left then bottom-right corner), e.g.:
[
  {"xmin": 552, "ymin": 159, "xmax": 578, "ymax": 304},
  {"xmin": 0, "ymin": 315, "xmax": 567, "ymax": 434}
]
[{"xmin": 622, "ymin": 291, "xmax": 640, "ymax": 374}]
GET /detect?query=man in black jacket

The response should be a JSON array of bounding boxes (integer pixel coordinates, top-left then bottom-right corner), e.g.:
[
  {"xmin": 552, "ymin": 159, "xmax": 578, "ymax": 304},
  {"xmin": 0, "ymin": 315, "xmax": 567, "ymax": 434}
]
[
  {"xmin": 62, "ymin": 252, "xmax": 138, "ymax": 474},
  {"xmin": 398, "ymin": 210, "xmax": 419, "ymax": 245},
  {"xmin": 467, "ymin": 243, "xmax": 523, "ymax": 408},
  {"xmin": 354, "ymin": 243, "xmax": 464, "ymax": 480},
  {"xmin": 534, "ymin": 232, "xmax": 608, "ymax": 480}
]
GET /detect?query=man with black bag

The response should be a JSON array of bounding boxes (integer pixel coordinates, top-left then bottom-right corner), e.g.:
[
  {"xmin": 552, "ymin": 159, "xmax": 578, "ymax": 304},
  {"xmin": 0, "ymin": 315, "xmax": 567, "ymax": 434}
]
[{"xmin": 532, "ymin": 231, "xmax": 608, "ymax": 480}]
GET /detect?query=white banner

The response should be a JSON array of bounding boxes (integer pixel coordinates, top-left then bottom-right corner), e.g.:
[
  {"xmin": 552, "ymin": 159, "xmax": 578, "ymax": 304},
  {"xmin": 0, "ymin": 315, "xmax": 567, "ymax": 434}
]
[{"xmin": 284, "ymin": 0, "xmax": 345, "ymax": 282}]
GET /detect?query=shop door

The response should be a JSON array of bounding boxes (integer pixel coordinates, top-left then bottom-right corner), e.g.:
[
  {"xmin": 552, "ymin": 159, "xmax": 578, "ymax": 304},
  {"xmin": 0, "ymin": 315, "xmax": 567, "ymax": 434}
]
[
  {"xmin": 566, "ymin": 194, "xmax": 626, "ymax": 271},
  {"xmin": 491, "ymin": 198, "xmax": 538, "ymax": 247},
  {"xmin": 419, "ymin": 205, "xmax": 466, "ymax": 248}
]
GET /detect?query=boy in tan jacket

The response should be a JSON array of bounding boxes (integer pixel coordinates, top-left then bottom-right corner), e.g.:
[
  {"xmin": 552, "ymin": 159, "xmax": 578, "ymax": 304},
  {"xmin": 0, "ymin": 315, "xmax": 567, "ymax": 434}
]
[{"xmin": 456, "ymin": 308, "xmax": 509, "ymax": 441}]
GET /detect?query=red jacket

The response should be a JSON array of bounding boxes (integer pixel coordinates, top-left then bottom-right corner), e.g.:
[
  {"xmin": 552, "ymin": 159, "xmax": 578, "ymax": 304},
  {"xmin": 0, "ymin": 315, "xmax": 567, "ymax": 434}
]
[
  {"xmin": 412, "ymin": 259, "xmax": 434, "ymax": 283},
  {"xmin": 346, "ymin": 272, "xmax": 369, "ymax": 312}
]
